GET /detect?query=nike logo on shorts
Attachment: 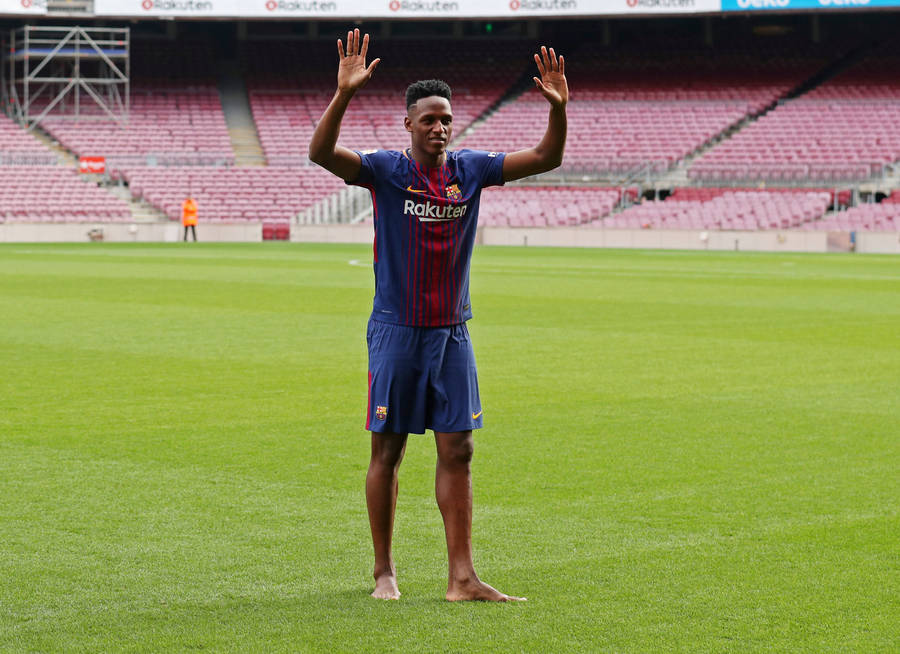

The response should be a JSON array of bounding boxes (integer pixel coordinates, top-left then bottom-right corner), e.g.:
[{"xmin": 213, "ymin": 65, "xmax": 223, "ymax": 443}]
[{"xmin": 472, "ymin": 410, "xmax": 483, "ymax": 420}]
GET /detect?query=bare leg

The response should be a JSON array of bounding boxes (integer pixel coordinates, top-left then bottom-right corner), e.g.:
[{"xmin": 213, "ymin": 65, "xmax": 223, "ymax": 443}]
[
  {"xmin": 434, "ymin": 430, "xmax": 525, "ymax": 602},
  {"xmin": 366, "ymin": 431, "xmax": 407, "ymax": 599}
]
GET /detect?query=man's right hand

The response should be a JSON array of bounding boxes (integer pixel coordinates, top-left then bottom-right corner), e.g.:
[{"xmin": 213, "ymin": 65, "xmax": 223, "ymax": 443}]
[
  {"xmin": 337, "ymin": 28, "xmax": 380, "ymax": 94},
  {"xmin": 308, "ymin": 28, "xmax": 379, "ymax": 181}
]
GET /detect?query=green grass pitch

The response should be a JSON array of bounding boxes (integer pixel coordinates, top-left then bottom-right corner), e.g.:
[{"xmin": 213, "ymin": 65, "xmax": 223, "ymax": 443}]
[{"xmin": 1, "ymin": 242, "xmax": 897, "ymax": 653}]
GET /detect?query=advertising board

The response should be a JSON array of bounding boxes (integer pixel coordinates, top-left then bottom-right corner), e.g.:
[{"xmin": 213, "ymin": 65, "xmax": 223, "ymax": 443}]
[
  {"xmin": 0, "ymin": 0, "xmax": 47, "ymax": 14},
  {"xmin": 93, "ymin": 0, "xmax": 721, "ymax": 18},
  {"xmin": 721, "ymin": 0, "xmax": 895, "ymax": 11}
]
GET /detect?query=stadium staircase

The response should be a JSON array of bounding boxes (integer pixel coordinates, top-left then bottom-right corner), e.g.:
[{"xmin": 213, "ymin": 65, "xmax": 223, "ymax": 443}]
[
  {"xmin": 218, "ymin": 61, "xmax": 267, "ymax": 167},
  {"xmin": 106, "ymin": 185, "xmax": 168, "ymax": 223},
  {"xmin": 782, "ymin": 45, "xmax": 867, "ymax": 101},
  {"xmin": 29, "ymin": 127, "xmax": 76, "ymax": 168},
  {"xmin": 30, "ymin": 125, "xmax": 166, "ymax": 223}
]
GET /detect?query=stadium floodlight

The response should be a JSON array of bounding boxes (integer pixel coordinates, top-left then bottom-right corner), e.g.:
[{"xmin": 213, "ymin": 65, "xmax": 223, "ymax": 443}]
[{"xmin": 5, "ymin": 25, "xmax": 130, "ymax": 132}]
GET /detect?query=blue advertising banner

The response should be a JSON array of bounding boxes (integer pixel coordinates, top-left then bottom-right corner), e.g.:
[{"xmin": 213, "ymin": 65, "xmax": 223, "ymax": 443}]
[{"xmin": 722, "ymin": 0, "xmax": 898, "ymax": 11}]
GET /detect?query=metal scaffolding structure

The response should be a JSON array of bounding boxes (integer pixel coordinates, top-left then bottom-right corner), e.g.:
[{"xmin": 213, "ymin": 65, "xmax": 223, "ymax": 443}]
[{"xmin": 5, "ymin": 25, "xmax": 129, "ymax": 132}]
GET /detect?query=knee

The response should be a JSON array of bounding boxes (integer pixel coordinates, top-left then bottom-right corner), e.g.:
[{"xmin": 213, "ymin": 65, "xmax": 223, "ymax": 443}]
[
  {"xmin": 373, "ymin": 448, "xmax": 404, "ymax": 470},
  {"xmin": 438, "ymin": 433, "xmax": 474, "ymax": 467},
  {"xmin": 371, "ymin": 435, "xmax": 406, "ymax": 470}
]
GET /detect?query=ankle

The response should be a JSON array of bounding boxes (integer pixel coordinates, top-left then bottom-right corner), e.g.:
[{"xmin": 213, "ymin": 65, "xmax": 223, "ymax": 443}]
[
  {"xmin": 448, "ymin": 570, "xmax": 479, "ymax": 586},
  {"xmin": 374, "ymin": 564, "xmax": 396, "ymax": 580}
]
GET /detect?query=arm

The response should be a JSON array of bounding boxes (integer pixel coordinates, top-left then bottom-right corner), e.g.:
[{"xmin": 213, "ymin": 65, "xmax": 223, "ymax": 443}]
[
  {"xmin": 308, "ymin": 29, "xmax": 381, "ymax": 182},
  {"xmin": 502, "ymin": 46, "xmax": 568, "ymax": 183}
]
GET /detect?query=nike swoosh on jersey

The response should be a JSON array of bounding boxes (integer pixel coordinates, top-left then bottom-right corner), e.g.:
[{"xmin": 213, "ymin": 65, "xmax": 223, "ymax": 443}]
[
  {"xmin": 406, "ymin": 186, "xmax": 427, "ymax": 194},
  {"xmin": 472, "ymin": 410, "xmax": 483, "ymax": 420}
]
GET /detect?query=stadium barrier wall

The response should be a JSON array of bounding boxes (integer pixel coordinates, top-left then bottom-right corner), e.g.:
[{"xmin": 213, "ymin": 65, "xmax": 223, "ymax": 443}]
[
  {"xmin": 2, "ymin": 223, "xmax": 897, "ymax": 252},
  {"xmin": 480, "ymin": 227, "xmax": 834, "ymax": 252},
  {"xmin": 291, "ymin": 224, "xmax": 374, "ymax": 244},
  {"xmin": 0, "ymin": 222, "xmax": 261, "ymax": 243},
  {"xmin": 290, "ymin": 225, "xmax": 900, "ymax": 253},
  {"xmin": 855, "ymin": 232, "xmax": 900, "ymax": 254}
]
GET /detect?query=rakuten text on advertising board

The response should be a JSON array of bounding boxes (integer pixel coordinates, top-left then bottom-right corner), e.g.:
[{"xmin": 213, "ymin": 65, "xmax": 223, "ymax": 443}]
[
  {"xmin": 248, "ymin": 0, "xmax": 339, "ymax": 15},
  {"xmin": 93, "ymin": 0, "xmax": 239, "ymax": 16},
  {"xmin": 721, "ymin": 0, "xmax": 898, "ymax": 11},
  {"xmin": 611, "ymin": 0, "xmax": 719, "ymax": 15},
  {"xmin": 0, "ymin": 0, "xmax": 47, "ymax": 14}
]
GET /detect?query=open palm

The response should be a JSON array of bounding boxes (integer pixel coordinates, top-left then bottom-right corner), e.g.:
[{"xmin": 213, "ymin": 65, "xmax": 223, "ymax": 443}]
[
  {"xmin": 337, "ymin": 28, "xmax": 380, "ymax": 93},
  {"xmin": 533, "ymin": 46, "xmax": 568, "ymax": 108}
]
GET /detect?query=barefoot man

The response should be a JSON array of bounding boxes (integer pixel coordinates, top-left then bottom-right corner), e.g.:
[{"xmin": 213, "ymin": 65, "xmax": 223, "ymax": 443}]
[{"xmin": 309, "ymin": 29, "xmax": 568, "ymax": 601}]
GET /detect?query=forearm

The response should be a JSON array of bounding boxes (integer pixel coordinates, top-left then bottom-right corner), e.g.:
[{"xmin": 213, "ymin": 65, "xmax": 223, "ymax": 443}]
[
  {"xmin": 533, "ymin": 104, "xmax": 567, "ymax": 171},
  {"xmin": 501, "ymin": 103, "xmax": 567, "ymax": 182},
  {"xmin": 308, "ymin": 88, "xmax": 355, "ymax": 164}
]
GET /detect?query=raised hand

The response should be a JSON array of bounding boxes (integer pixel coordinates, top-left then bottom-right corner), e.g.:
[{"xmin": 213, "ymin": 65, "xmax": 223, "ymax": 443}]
[
  {"xmin": 337, "ymin": 28, "xmax": 380, "ymax": 93},
  {"xmin": 533, "ymin": 46, "xmax": 568, "ymax": 108}
]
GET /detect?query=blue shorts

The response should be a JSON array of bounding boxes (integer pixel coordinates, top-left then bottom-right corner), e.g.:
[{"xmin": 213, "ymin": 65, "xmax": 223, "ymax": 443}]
[{"xmin": 366, "ymin": 318, "xmax": 483, "ymax": 435}]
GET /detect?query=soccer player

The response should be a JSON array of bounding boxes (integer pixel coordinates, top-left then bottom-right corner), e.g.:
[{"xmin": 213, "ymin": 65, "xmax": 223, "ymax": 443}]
[{"xmin": 309, "ymin": 29, "xmax": 567, "ymax": 601}]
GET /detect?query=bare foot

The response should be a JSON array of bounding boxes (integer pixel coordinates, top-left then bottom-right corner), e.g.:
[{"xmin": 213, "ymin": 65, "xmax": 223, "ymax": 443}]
[
  {"xmin": 446, "ymin": 577, "xmax": 526, "ymax": 602},
  {"xmin": 371, "ymin": 573, "xmax": 400, "ymax": 600}
]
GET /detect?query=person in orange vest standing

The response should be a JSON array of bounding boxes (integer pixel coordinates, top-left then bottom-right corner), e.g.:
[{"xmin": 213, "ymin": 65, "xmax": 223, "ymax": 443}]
[{"xmin": 182, "ymin": 196, "xmax": 198, "ymax": 242}]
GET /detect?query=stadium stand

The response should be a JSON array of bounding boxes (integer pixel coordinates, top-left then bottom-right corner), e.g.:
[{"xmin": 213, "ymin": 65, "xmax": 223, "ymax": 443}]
[
  {"xmin": 459, "ymin": 43, "xmax": 833, "ymax": 178},
  {"xmin": 42, "ymin": 83, "xmax": 234, "ymax": 169},
  {"xmin": 806, "ymin": 191, "xmax": 900, "ymax": 231},
  {"xmin": 0, "ymin": 113, "xmax": 131, "ymax": 223},
  {"xmin": 690, "ymin": 49, "xmax": 900, "ymax": 185},
  {"xmin": 0, "ymin": 114, "xmax": 58, "ymax": 165},
  {"xmin": 0, "ymin": 166, "xmax": 131, "ymax": 222},
  {"xmin": 806, "ymin": 204, "xmax": 899, "ymax": 231},
  {"xmin": 123, "ymin": 165, "xmax": 343, "ymax": 222},
  {"xmin": 479, "ymin": 186, "xmax": 621, "ymax": 227},
  {"xmin": 39, "ymin": 42, "xmax": 234, "ymax": 170},
  {"xmin": 594, "ymin": 189, "xmax": 832, "ymax": 230}
]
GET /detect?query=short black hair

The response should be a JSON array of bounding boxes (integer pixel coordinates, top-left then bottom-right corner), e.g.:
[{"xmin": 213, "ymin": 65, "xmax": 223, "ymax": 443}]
[{"xmin": 405, "ymin": 79, "xmax": 452, "ymax": 111}]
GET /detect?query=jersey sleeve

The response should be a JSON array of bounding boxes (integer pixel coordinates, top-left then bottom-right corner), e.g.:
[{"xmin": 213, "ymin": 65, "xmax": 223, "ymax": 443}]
[
  {"xmin": 458, "ymin": 149, "xmax": 506, "ymax": 189},
  {"xmin": 346, "ymin": 150, "xmax": 394, "ymax": 188}
]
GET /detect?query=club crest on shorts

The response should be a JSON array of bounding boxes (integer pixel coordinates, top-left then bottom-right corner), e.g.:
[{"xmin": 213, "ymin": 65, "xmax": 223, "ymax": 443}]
[
  {"xmin": 375, "ymin": 405, "xmax": 388, "ymax": 421},
  {"xmin": 445, "ymin": 184, "xmax": 462, "ymax": 202}
]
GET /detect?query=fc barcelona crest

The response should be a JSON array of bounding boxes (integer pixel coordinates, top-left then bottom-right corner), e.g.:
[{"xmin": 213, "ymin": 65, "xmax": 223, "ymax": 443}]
[
  {"xmin": 375, "ymin": 405, "xmax": 388, "ymax": 421},
  {"xmin": 445, "ymin": 184, "xmax": 462, "ymax": 202}
]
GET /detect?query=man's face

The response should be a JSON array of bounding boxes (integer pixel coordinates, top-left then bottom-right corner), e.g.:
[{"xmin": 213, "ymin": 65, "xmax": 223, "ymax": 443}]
[{"xmin": 405, "ymin": 96, "xmax": 453, "ymax": 158}]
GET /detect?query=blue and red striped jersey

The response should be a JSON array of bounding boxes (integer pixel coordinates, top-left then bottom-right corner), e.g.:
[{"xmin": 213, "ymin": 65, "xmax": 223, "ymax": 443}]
[{"xmin": 348, "ymin": 148, "xmax": 505, "ymax": 327}]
